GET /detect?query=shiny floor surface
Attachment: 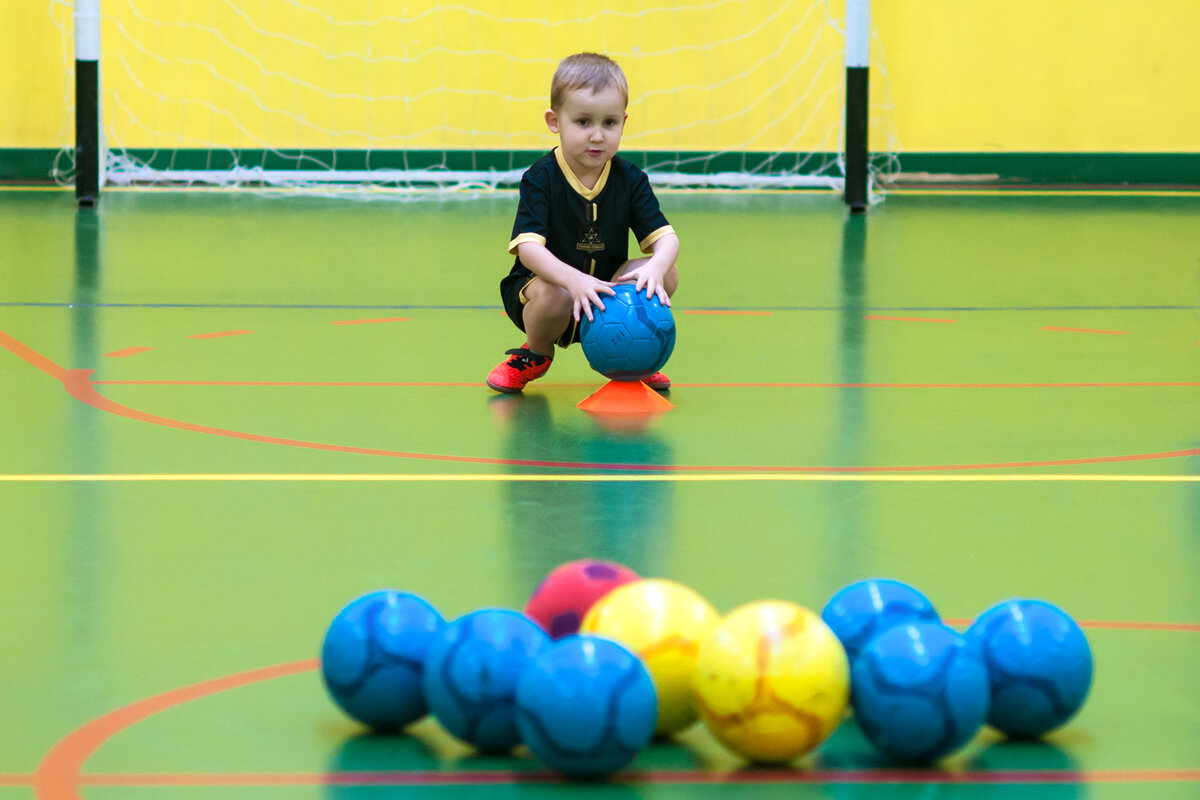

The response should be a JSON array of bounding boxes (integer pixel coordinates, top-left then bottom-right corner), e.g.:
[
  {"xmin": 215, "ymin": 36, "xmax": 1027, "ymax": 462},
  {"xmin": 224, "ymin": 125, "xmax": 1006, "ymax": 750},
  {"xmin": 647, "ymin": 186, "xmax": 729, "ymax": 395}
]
[{"xmin": 1, "ymin": 188, "xmax": 1198, "ymax": 800}]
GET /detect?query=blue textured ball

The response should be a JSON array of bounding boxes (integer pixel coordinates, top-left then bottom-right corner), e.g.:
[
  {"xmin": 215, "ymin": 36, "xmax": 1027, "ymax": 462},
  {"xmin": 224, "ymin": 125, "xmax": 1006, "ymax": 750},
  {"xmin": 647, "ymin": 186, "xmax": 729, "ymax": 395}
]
[
  {"xmin": 821, "ymin": 578, "xmax": 941, "ymax": 665},
  {"xmin": 321, "ymin": 590, "xmax": 444, "ymax": 729},
  {"xmin": 580, "ymin": 284, "xmax": 676, "ymax": 381},
  {"xmin": 851, "ymin": 622, "xmax": 990, "ymax": 763},
  {"xmin": 516, "ymin": 636, "xmax": 657, "ymax": 778},
  {"xmin": 965, "ymin": 599, "xmax": 1093, "ymax": 738},
  {"xmin": 423, "ymin": 608, "xmax": 551, "ymax": 752}
]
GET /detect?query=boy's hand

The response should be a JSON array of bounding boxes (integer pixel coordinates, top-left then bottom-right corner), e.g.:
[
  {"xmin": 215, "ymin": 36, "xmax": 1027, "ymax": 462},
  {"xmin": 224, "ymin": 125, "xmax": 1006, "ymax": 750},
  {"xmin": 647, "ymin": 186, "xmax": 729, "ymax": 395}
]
[
  {"xmin": 616, "ymin": 262, "xmax": 671, "ymax": 307},
  {"xmin": 565, "ymin": 272, "xmax": 617, "ymax": 323}
]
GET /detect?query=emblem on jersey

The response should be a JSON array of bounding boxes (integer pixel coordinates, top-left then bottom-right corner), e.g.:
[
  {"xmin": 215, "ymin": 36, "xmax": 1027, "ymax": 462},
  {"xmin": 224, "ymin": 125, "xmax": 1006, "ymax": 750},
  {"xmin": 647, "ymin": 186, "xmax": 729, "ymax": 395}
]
[{"xmin": 577, "ymin": 223, "xmax": 606, "ymax": 253}]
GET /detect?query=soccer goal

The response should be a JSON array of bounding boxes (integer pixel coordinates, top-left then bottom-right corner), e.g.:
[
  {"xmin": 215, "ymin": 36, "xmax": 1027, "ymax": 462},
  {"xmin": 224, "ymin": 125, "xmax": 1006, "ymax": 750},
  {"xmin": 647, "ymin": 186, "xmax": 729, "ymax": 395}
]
[{"xmin": 52, "ymin": 0, "xmax": 896, "ymax": 207}]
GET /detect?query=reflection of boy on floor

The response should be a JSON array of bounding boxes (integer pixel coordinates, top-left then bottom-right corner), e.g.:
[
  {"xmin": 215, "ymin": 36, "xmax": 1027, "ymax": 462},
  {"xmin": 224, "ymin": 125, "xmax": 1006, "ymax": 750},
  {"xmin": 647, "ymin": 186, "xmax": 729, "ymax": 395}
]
[{"xmin": 488, "ymin": 52, "xmax": 680, "ymax": 393}]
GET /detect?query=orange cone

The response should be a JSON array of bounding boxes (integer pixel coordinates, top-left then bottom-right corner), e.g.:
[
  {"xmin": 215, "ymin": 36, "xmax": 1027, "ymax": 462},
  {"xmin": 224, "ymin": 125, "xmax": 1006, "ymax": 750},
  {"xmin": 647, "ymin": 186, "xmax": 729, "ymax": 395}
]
[{"xmin": 577, "ymin": 379, "xmax": 674, "ymax": 413}]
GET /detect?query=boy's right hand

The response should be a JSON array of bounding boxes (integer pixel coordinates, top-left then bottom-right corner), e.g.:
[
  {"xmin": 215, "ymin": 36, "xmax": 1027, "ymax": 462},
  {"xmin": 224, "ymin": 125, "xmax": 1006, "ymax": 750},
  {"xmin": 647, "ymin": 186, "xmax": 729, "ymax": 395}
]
[
  {"xmin": 565, "ymin": 272, "xmax": 617, "ymax": 323},
  {"xmin": 514, "ymin": 241, "xmax": 615, "ymax": 323}
]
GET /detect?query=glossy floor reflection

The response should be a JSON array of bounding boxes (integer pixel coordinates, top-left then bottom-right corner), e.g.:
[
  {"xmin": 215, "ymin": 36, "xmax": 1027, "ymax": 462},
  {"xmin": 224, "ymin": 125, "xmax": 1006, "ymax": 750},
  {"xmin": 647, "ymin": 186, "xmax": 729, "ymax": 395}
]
[{"xmin": 1, "ymin": 188, "xmax": 1197, "ymax": 800}]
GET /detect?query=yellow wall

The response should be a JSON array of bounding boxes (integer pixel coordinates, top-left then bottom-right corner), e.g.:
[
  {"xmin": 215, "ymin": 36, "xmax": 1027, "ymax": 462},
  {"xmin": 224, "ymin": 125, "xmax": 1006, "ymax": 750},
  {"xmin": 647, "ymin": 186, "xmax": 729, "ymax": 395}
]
[
  {"xmin": 880, "ymin": 2, "xmax": 1199, "ymax": 151},
  {"xmin": 3, "ymin": 2, "xmax": 72, "ymax": 148},
  {"xmin": 4, "ymin": 1, "xmax": 1198, "ymax": 152}
]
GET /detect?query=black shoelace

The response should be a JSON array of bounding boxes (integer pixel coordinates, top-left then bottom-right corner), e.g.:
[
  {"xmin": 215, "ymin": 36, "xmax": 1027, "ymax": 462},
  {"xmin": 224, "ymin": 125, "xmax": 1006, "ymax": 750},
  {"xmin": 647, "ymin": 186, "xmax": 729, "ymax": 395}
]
[{"xmin": 505, "ymin": 347, "xmax": 549, "ymax": 369}]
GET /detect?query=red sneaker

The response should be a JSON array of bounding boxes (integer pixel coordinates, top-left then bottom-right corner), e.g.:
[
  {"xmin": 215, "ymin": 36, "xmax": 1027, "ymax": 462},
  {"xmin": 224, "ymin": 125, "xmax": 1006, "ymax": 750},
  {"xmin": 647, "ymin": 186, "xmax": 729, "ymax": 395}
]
[
  {"xmin": 486, "ymin": 344, "xmax": 553, "ymax": 393},
  {"xmin": 643, "ymin": 371, "xmax": 671, "ymax": 391}
]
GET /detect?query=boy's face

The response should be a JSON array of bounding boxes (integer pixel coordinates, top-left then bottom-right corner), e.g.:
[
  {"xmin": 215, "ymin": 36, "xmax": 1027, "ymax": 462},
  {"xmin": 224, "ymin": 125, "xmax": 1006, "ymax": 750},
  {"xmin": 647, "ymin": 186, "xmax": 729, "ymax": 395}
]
[{"xmin": 545, "ymin": 84, "xmax": 627, "ymax": 180}]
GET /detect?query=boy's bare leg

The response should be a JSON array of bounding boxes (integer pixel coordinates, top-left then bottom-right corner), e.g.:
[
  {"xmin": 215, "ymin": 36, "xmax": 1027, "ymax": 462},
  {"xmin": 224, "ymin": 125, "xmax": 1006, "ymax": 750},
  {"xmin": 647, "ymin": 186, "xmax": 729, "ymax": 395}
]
[
  {"xmin": 487, "ymin": 280, "xmax": 564, "ymax": 393},
  {"xmin": 521, "ymin": 279, "xmax": 573, "ymax": 355}
]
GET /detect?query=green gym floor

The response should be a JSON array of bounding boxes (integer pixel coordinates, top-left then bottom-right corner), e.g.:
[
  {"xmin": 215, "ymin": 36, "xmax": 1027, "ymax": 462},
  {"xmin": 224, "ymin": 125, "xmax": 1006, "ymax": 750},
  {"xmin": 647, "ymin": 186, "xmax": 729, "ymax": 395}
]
[{"xmin": 1, "ymin": 187, "xmax": 1197, "ymax": 800}]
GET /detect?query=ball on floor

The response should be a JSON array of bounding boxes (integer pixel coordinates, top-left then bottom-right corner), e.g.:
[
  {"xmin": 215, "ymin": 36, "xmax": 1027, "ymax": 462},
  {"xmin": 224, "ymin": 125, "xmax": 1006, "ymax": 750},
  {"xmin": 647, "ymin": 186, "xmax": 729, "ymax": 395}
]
[
  {"xmin": 580, "ymin": 578, "xmax": 720, "ymax": 736},
  {"xmin": 821, "ymin": 577, "xmax": 941, "ymax": 666},
  {"xmin": 524, "ymin": 559, "xmax": 640, "ymax": 638},
  {"xmin": 320, "ymin": 589, "xmax": 444, "ymax": 730},
  {"xmin": 516, "ymin": 635, "xmax": 657, "ymax": 778},
  {"xmin": 423, "ymin": 608, "xmax": 550, "ymax": 752},
  {"xmin": 850, "ymin": 621, "xmax": 990, "ymax": 763},
  {"xmin": 965, "ymin": 598, "xmax": 1093, "ymax": 738},
  {"xmin": 692, "ymin": 600, "xmax": 850, "ymax": 763}
]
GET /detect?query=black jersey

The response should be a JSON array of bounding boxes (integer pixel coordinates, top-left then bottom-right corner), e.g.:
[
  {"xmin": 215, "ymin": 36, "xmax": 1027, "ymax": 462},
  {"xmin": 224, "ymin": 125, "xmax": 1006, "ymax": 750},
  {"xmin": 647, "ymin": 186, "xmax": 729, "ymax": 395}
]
[{"xmin": 505, "ymin": 147, "xmax": 673, "ymax": 285}]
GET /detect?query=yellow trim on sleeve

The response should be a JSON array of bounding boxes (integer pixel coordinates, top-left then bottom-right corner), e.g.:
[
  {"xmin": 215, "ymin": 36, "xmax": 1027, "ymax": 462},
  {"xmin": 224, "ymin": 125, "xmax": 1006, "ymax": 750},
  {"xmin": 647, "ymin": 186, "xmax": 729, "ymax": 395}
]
[
  {"xmin": 553, "ymin": 147, "xmax": 610, "ymax": 201},
  {"xmin": 638, "ymin": 225, "xmax": 676, "ymax": 254},
  {"xmin": 508, "ymin": 232, "xmax": 547, "ymax": 255}
]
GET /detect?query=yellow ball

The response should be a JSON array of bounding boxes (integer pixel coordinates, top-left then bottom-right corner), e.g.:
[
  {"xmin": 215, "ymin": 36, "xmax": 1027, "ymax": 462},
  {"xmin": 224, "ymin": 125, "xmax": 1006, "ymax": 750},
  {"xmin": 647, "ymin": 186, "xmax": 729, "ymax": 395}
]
[
  {"xmin": 580, "ymin": 578, "xmax": 720, "ymax": 736},
  {"xmin": 692, "ymin": 600, "xmax": 850, "ymax": 763}
]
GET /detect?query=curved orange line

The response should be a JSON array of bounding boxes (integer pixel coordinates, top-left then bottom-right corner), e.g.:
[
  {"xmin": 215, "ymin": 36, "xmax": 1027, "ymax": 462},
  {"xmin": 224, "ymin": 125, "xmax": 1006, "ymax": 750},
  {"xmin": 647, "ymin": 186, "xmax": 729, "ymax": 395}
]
[
  {"xmin": 63, "ymin": 365, "xmax": 1200, "ymax": 473},
  {"xmin": 22, "ymin": 635, "xmax": 1200, "ymax": 795},
  {"xmin": 33, "ymin": 660, "xmax": 316, "ymax": 800},
  {"xmin": 58, "ymin": 368, "xmax": 530, "ymax": 466},
  {"xmin": 5, "ymin": 329, "xmax": 1200, "ymax": 473},
  {"xmin": 72, "ymin": 767, "xmax": 1200, "ymax": 786},
  {"xmin": 0, "ymin": 329, "xmax": 67, "ymax": 381},
  {"xmin": 90, "ymin": 380, "xmax": 1200, "ymax": 389}
]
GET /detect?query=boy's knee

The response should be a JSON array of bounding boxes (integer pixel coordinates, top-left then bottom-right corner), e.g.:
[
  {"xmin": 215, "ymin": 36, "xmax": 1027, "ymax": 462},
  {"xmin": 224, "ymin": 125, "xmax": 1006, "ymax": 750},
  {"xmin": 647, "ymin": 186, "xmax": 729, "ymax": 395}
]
[
  {"xmin": 524, "ymin": 280, "xmax": 572, "ymax": 317},
  {"xmin": 664, "ymin": 265, "xmax": 679, "ymax": 296}
]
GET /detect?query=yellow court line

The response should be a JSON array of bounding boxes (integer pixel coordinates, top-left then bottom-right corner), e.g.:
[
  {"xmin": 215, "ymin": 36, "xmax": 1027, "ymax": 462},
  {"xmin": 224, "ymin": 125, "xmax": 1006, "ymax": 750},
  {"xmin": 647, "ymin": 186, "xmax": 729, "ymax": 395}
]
[{"xmin": 1, "ymin": 474, "xmax": 1197, "ymax": 483}]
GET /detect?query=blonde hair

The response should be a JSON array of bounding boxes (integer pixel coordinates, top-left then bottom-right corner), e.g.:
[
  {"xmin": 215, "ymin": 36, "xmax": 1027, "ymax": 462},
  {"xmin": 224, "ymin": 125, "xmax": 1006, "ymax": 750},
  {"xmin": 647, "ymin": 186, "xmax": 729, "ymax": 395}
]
[{"xmin": 550, "ymin": 53, "xmax": 629, "ymax": 111}]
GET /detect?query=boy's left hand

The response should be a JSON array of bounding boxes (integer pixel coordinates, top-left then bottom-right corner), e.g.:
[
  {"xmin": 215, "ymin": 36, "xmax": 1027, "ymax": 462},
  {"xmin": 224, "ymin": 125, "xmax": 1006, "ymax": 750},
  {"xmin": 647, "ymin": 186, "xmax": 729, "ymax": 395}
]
[{"xmin": 616, "ymin": 263, "xmax": 671, "ymax": 306}]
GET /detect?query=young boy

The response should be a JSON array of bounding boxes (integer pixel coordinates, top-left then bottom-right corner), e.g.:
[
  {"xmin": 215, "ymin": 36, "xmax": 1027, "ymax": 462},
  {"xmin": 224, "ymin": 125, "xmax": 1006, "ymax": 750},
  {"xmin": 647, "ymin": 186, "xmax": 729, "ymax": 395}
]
[{"xmin": 487, "ymin": 52, "xmax": 680, "ymax": 393}]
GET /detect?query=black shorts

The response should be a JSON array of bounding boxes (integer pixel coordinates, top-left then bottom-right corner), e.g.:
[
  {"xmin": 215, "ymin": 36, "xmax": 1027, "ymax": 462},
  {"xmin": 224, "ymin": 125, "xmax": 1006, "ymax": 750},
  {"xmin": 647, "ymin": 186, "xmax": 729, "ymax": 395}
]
[{"xmin": 499, "ymin": 271, "xmax": 582, "ymax": 347}]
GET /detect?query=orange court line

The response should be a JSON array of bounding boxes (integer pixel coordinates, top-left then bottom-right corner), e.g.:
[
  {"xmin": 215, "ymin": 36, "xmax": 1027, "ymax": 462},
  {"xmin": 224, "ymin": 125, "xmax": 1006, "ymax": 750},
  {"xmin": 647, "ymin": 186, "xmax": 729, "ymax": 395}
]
[
  {"xmin": 942, "ymin": 618, "xmax": 1200, "ymax": 633},
  {"xmin": 87, "ymin": 379, "xmax": 1200, "ymax": 389},
  {"xmin": 29, "ymin": 643, "xmax": 1200, "ymax": 797},
  {"xmin": 864, "ymin": 315, "xmax": 959, "ymax": 324},
  {"xmin": 0, "ymin": 330, "xmax": 68, "ymax": 380},
  {"xmin": 683, "ymin": 310, "xmax": 774, "ymax": 316},
  {"xmin": 1075, "ymin": 620, "xmax": 1200, "ymax": 632},
  {"xmin": 70, "ymin": 768, "xmax": 1200, "ymax": 787},
  {"xmin": 675, "ymin": 381, "xmax": 1200, "ymax": 389},
  {"xmin": 0, "ymin": 775, "xmax": 34, "ymax": 786},
  {"xmin": 33, "ymin": 660, "xmax": 316, "ymax": 800},
  {"xmin": 330, "ymin": 317, "xmax": 411, "ymax": 325},
  {"xmin": 102, "ymin": 347, "xmax": 153, "ymax": 358},
  {"xmin": 1042, "ymin": 326, "xmax": 1128, "ymax": 335},
  {"xmin": 6, "ymin": 328, "xmax": 1200, "ymax": 473},
  {"xmin": 92, "ymin": 380, "xmax": 484, "ymax": 387},
  {"xmin": 187, "ymin": 330, "xmax": 254, "ymax": 339}
]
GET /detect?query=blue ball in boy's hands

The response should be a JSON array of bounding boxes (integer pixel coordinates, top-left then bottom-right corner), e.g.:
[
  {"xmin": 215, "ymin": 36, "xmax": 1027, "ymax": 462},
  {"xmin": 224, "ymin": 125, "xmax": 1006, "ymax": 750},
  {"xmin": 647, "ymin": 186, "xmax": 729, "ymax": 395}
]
[
  {"xmin": 581, "ymin": 284, "xmax": 675, "ymax": 381},
  {"xmin": 321, "ymin": 590, "xmax": 444, "ymax": 730}
]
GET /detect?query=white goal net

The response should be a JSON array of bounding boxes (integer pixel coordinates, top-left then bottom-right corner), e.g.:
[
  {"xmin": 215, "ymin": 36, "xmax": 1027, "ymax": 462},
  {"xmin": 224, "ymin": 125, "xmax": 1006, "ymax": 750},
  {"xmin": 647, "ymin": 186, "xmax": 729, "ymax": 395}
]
[{"xmin": 51, "ymin": 0, "xmax": 898, "ymax": 196}]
